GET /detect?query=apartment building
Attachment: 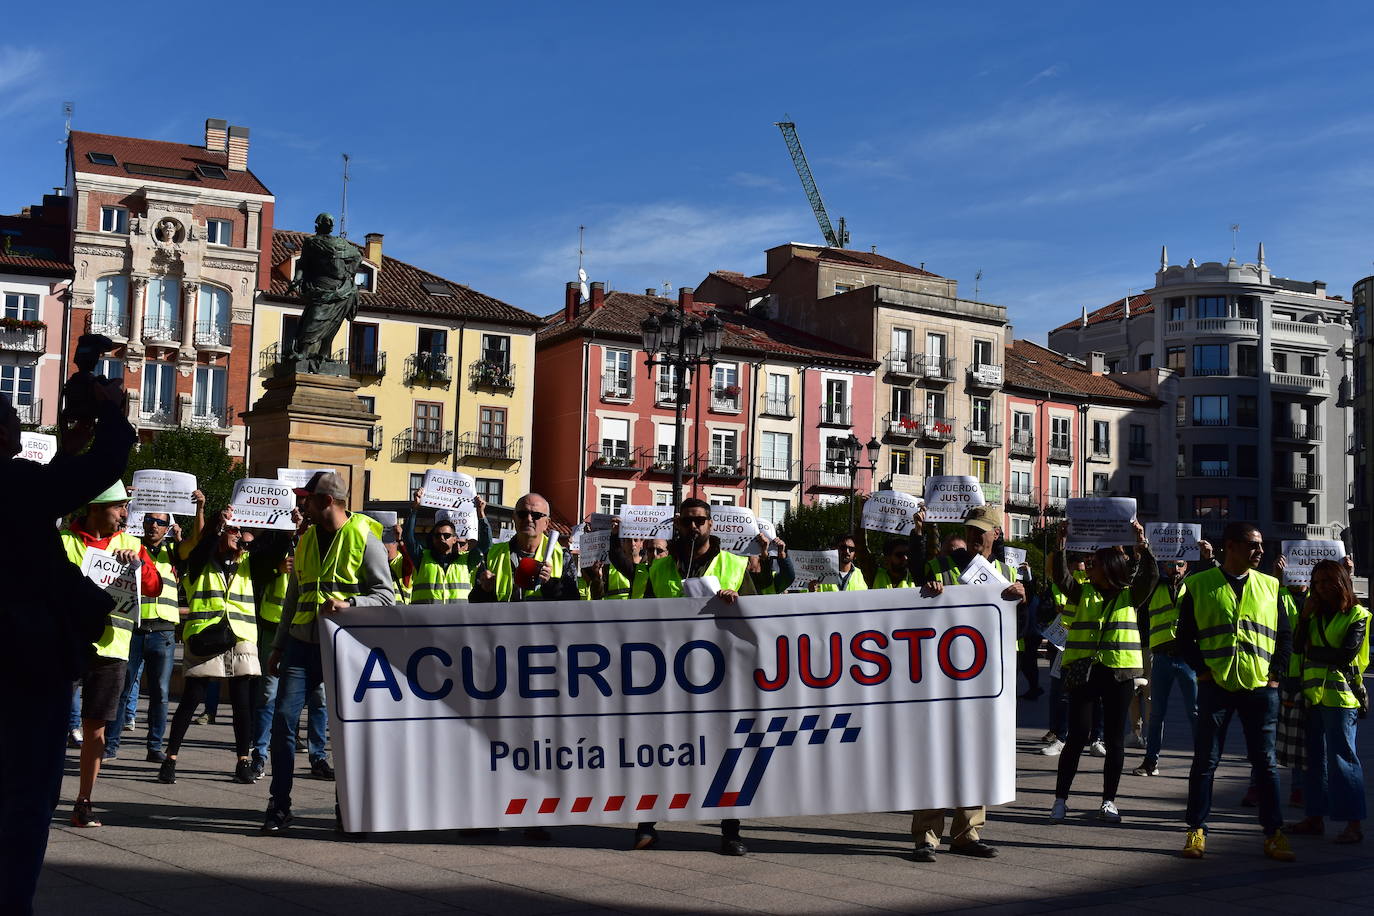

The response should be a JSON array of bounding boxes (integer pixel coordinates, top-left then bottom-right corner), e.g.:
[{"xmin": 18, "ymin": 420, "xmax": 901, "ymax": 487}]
[
  {"xmin": 1348, "ymin": 277, "xmax": 1371, "ymax": 573},
  {"xmin": 1049, "ymin": 247, "xmax": 1353, "ymax": 545},
  {"xmin": 0, "ymin": 193, "xmax": 72, "ymax": 428}
]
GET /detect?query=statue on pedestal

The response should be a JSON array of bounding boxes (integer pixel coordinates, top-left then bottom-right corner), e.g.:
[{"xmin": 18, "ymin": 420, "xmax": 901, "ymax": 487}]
[{"xmin": 285, "ymin": 212, "xmax": 360, "ymax": 374}]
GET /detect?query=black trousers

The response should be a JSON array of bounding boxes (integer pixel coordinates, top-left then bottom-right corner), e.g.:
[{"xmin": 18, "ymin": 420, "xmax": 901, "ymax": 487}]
[
  {"xmin": 166, "ymin": 676, "xmax": 253, "ymax": 759},
  {"xmin": 1056, "ymin": 665, "xmax": 1135, "ymax": 802}
]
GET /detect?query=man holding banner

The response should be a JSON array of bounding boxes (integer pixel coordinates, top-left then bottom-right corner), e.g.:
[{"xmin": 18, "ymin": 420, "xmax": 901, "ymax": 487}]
[{"xmin": 262, "ymin": 472, "xmax": 394, "ymax": 834}]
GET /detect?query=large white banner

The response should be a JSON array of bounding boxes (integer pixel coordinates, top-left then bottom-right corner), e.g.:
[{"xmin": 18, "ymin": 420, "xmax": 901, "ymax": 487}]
[{"xmin": 321, "ymin": 587, "xmax": 1016, "ymax": 833}]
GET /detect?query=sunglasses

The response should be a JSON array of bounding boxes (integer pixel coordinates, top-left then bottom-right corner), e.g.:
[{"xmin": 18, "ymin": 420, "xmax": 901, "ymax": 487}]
[
  {"xmin": 838, "ymin": 545, "xmax": 856, "ymax": 552},
  {"xmin": 146, "ymin": 518, "xmax": 171, "ymax": 528},
  {"xmin": 435, "ymin": 532, "xmax": 458, "ymax": 540},
  {"xmin": 515, "ymin": 510, "xmax": 547, "ymax": 521},
  {"xmin": 682, "ymin": 516, "xmax": 711, "ymax": 526}
]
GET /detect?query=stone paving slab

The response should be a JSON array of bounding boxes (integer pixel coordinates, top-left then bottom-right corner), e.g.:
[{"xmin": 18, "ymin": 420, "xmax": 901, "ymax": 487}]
[{"xmin": 37, "ymin": 665, "xmax": 1374, "ymax": 914}]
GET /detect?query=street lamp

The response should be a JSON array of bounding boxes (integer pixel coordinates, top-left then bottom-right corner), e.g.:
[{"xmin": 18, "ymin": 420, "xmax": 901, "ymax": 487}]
[
  {"xmin": 845, "ymin": 433, "xmax": 882, "ymax": 533},
  {"xmin": 641, "ymin": 301, "xmax": 725, "ymax": 506}
]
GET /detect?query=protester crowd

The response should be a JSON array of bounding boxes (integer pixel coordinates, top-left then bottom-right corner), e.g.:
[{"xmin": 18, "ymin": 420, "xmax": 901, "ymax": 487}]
[{"xmin": 1, "ymin": 382, "xmax": 1368, "ymax": 914}]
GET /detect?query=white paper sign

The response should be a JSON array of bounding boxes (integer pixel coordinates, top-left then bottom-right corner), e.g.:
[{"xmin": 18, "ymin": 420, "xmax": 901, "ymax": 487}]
[
  {"xmin": 712, "ymin": 506, "xmax": 761, "ymax": 554},
  {"xmin": 577, "ymin": 530, "xmax": 612, "ymax": 569},
  {"xmin": 1001, "ymin": 546, "xmax": 1027, "ymax": 568},
  {"xmin": 1043, "ymin": 615, "xmax": 1069, "ymax": 651},
  {"xmin": 923, "ymin": 476, "xmax": 986, "ymax": 522},
  {"xmin": 1146, "ymin": 523, "xmax": 1202, "ymax": 562},
  {"xmin": 130, "ymin": 469, "xmax": 197, "ymax": 516},
  {"xmin": 365, "ymin": 510, "xmax": 399, "ymax": 529},
  {"xmin": 1066, "ymin": 497, "xmax": 1137, "ymax": 551},
  {"xmin": 124, "ymin": 507, "xmax": 147, "ymax": 539},
  {"xmin": 434, "ymin": 508, "xmax": 479, "ymax": 539},
  {"xmin": 418, "ymin": 470, "xmax": 476, "ymax": 510},
  {"xmin": 682, "ymin": 575, "xmax": 722, "ymax": 597},
  {"xmin": 1280, "ymin": 540, "xmax": 1346, "ymax": 587},
  {"xmin": 18, "ymin": 431, "xmax": 56, "ymax": 464},
  {"xmin": 618, "ymin": 505, "xmax": 675, "ymax": 540},
  {"xmin": 958, "ymin": 554, "xmax": 1011, "ymax": 587},
  {"xmin": 320, "ymin": 586, "xmax": 1017, "ymax": 833},
  {"xmin": 586, "ymin": 513, "xmax": 617, "ymax": 532},
  {"xmin": 790, "ymin": 549, "xmax": 841, "ymax": 588},
  {"xmin": 862, "ymin": 490, "xmax": 923, "ymax": 535},
  {"xmin": 277, "ymin": 467, "xmax": 338, "ymax": 489},
  {"xmin": 80, "ymin": 546, "xmax": 141, "ymax": 622},
  {"xmin": 229, "ymin": 478, "xmax": 296, "ymax": 531}
]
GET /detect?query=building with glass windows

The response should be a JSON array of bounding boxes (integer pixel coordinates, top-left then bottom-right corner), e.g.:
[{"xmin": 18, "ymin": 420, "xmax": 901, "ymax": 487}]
[
  {"xmin": 64, "ymin": 121, "xmax": 275, "ymax": 455},
  {"xmin": 1049, "ymin": 247, "xmax": 1354, "ymax": 548},
  {"xmin": 0, "ymin": 194, "xmax": 72, "ymax": 429}
]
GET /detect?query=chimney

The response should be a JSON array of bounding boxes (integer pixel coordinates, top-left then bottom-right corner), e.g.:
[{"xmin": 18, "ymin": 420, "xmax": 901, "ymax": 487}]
[
  {"xmin": 564, "ymin": 282, "xmax": 580, "ymax": 321},
  {"xmin": 678, "ymin": 286, "xmax": 695, "ymax": 312},
  {"xmin": 590, "ymin": 281, "xmax": 605, "ymax": 311},
  {"xmin": 1088, "ymin": 351, "xmax": 1106, "ymax": 374},
  {"xmin": 646, "ymin": 288, "xmax": 657, "ymax": 296},
  {"xmin": 205, "ymin": 118, "xmax": 228, "ymax": 152},
  {"xmin": 364, "ymin": 232, "xmax": 383, "ymax": 264},
  {"xmin": 1080, "ymin": 305, "xmax": 1088, "ymax": 328},
  {"xmin": 226, "ymin": 125, "xmax": 250, "ymax": 171}
]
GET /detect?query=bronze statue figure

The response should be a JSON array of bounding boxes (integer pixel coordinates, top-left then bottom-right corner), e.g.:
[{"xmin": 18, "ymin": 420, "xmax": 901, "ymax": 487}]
[{"xmin": 286, "ymin": 213, "xmax": 361, "ymax": 373}]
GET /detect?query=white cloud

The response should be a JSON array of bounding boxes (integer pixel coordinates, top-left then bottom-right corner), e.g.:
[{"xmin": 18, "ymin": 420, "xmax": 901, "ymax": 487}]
[
  {"xmin": 1026, "ymin": 64, "xmax": 1063, "ymax": 86},
  {"xmin": 0, "ymin": 46, "xmax": 47, "ymax": 118},
  {"xmin": 728, "ymin": 171, "xmax": 784, "ymax": 191}
]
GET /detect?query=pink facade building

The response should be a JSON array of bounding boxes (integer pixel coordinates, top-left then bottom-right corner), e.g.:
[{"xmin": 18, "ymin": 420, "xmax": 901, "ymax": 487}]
[
  {"xmin": 0, "ymin": 194, "xmax": 73, "ymax": 428},
  {"xmin": 534, "ymin": 284, "xmax": 877, "ymax": 528}
]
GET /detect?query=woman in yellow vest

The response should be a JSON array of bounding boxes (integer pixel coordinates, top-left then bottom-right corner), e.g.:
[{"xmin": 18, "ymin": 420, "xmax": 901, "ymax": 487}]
[
  {"xmin": 1287, "ymin": 559, "xmax": 1368, "ymax": 844},
  {"xmin": 158, "ymin": 510, "xmax": 262, "ymax": 786},
  {"xmin": 1049, "ymin": 521, "xmax": 1158, "ymax": 824}
]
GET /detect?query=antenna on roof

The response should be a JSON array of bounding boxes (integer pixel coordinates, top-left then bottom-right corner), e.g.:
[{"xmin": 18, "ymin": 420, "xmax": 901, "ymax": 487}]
[
  {"xmin": 1230, "ymin": 223, "xmax": 1239, "ymax": 259},
  {"xmin": 62, "ymin": 102, "xmax": 73, "ymax": 138},
  {"xmin": 974, "ymin": 268, "xmax": 983, "ymax": 300},
  {"xmin": 577, "ymin": 225, "xmax": 589, "ymax": 301},
  {"xmin": 339, "ymin": 153, "xmax": 351, "ymax": 238},
  {"xmin": 662, "ymin": 282, "xmax": 672, "ymax": 298}
]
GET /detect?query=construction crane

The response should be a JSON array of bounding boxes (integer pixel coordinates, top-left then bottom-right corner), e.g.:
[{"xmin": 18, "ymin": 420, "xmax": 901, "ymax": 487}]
[{"xmin": 775, "ymin": 119, "xmax": 849, "ymax": 249}]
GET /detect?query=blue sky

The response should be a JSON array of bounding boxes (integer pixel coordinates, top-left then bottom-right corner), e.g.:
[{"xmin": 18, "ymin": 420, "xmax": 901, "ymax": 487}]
[{"xmin": 3, "ymin": 1, "xmax": 1373, "ymax": 341}]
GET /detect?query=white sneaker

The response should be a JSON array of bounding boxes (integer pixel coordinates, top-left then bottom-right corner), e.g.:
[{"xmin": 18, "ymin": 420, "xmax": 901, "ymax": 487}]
[
  {"xmin": 125, "ymin": 719, "xmax": 137, "ymax": 732},
  {"xmin": 1088, "ymin": 740, "xmax": 1108, "ymax": 757},
  {"xmin": 1040, "ymin": 739, "xmax": 1065, "ymax": 757},
  {"xmin": 67, "ymin": 728, "xmax": 83, "ymax": 749},
  {"xmin": 1133, "ymin": 760, "xmax": 1159, "ymax": 777},
  {"xmin": 1098, "ymin": 800, "xmax": 1121, "ymax": 823},
  {"xmin": 1050, "ymin": 798, "xmax": 1068, "ymax": 822},
  {"xmin": 1039, "ymin": 730, "xmax": 1058, "ymax": 744}
]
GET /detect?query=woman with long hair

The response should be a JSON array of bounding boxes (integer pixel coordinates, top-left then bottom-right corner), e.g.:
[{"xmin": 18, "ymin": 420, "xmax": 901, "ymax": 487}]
[
  {"xmin": 1287, "ymin": 559, "xmax": 1367, "ymax": 844},
  {"xmin": 1049, "ymin": 521, "xmax": 1158, "ymax": 823}
]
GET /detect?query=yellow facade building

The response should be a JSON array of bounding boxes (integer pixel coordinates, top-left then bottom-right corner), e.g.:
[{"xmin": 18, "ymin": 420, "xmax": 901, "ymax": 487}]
[{"xmin": 250, "ymin": 230, "xmax": 542, "ymax": 512}]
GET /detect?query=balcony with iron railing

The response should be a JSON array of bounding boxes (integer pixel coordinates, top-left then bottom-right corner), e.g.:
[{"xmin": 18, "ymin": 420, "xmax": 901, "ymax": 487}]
[
  {"xmin": 1044, "ymin": 494, "xmax": 1069, "ymax": 515},
  {"xmin": 142, "ymin": 317, "xmax": 181, "ymax": 344},
  {"xmin": 1048, "ymin": 441, "xmax": 1073, "ymax": 463},
  {"xmin": 1191, "ymin": 465, "xmax": 1233, "ymax": 478},
  {"xmin": 1274, "ymin": 422, "xmax": 1321, "ymax": 443},
  {"xmin": 644, "ymin": 449, "xmax": 694, "ymax": 477},
  {"xmin": 138, "ymin": 404, "xmax": 177, "ymax": 428},
  {"xmin": 456, "ymin": 432, "xmax": 522, "ymax": 462},
  {"xmin": 259, "ymin": 343, "xmax": 282, "ymax": 376},
  {"xmin": 1006, "ymin": 486, "xmax": 1039, "ymax": 512},
  {"xmin": 1273, "ymin": 472, "xmax": 1323, "ymax": 490},
  {"xmin": 14, "ymin": 399, "xmax": 41, "ymax": 426},
  {"xmin": 965, "ymin": 423, "xmax": 1000, "ymax": 448},
  {"xmin": 884, "ymin": 412, "xmax": 921, "ymax": 439},
  {"xmin": 819, "ymin": 403, "xmax": 852, "ymax": 426},
  {"xmin": 805, "ymin": 464, "xmax": 869, "ymax": 491},
  {"xmin": 0, "ymin": 323, "xmax": 46, "ymax": 353},
  {"xmin": 883, "ymin": 350, "xmax": 919, "ymax": 379},
  {"xmin": 1009, "ymin": 430, "xmax": 1035, "ymax": 458},
  {"xmin": 393, "ymin": 428, "xmax": 453, "ymax": 458},
  {"xmin": 1128, "ymin": 442, "xmax": 1152, "ymax": 463},
  {"xmin": 187, "ymin": 407, "xmax": 232, "ymax": 433},
  {"xmin": 700, "ymin": 456, "xmax": 746, "ymax": 480},
  {"xmin": 655, "ymin": 381, "xmax": 687, "ymax": 407},
  {"xmin": 1192, "ymin": 416, "xmax": 1231, "ymax": 427},
  {"xmin": 920, "ymin": 415, "xmax": 957, "ymax": 443},
  {"xmin": 1088, "ymin": 441, "xmax": 1111, "ymax": 462},
  {"xmin": 918, "ymin": 354, "xmax": 956, "ymax": 383},
  {"xmin": 759, "ymin": 393, "xmax": 795, "ymax": 418},
  {"xmin": 600, "ymin": 373, "xmax": 632, "ymax": 402},
  {"xmin": 967, "ymin": 363, "xmax": 1003, "ymax": 388},
  {"xmin": 405, "ymin": 352, "xmax": 451, "ymax": 385},
  {"xmin": 194, "ymin": 320, "xmax": 232, "ymax": 350},
  {"xmin": 366, "ymin": 424, "xmax": 383, "ymax": 451},
  {"xmin": 587, "ymin": 444, "xmax": 642, "ymax": 473},
  {"xmin": 710, "ymin": 386, "xmax": 742, "ymax": 413},
  {"xmin": 469, "ymin": 359, "xmax": 516, "ymax": 389},
  {"xmin": 88, "ymin": 311, "xmax": 130, "ymax": 340},
  {"xmin": 753, "ymin": 459, "xmax": 801, "ymax": 485},
  {"xmin": 347, "ymin": 349, "xmax": 387, "ymax": 378}
]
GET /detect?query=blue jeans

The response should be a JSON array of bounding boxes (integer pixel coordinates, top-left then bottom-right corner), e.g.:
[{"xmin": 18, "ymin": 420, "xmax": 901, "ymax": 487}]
[
  {"xmin": 1144, "ymin": 652, "xmax": 1199, "ymax": 762},
  {"xmin": 1186, "ymin": 681, "xmax": 1282, "ymax": 834},
  {"xmin": 253, "ymin": 673, "xmax": 328, "ymax": 760},
  {"xmin": 268, "ymin": 637, "xmax": 324, "ymax": 812},
  {"xmin": 1304, "ymin": 706, "xmax": 1367, "ymax": 822},
  {"xmin": 0, "ymin": 676, "xmax": 71, "ymax": 915},
  {"xmin": 105, "ymin": 630, "xmax": 175, "ymax": 755}
]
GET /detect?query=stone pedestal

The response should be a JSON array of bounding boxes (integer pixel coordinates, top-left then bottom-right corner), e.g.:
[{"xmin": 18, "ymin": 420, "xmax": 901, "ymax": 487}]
[{"xmin": 242, "ymin": 373, "xmax": 378, "ymax": 509}]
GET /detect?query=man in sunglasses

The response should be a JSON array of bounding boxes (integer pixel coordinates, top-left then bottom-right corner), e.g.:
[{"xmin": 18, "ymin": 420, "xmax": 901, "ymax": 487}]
[
  {"xmin": 813, "ymin": 533, "xmax": 867, "ymax": 591},
  {"xmin": 405, "ymin": 488, "xmax": 490, "ymax": 604},
  {"xmin": 104, "ymin": 490, "xmax": 205, "ymax": 763},
  {"xmin": 472, "ymin": 493, "xmax": 577, "ymax": 602}
]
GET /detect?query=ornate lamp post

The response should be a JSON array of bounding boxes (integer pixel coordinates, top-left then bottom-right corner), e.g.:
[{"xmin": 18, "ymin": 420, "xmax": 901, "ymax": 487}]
[
  {"xmin": 845, "ymin": 432, "xmax": 882, "ymax": 533},
  {"xmin": 641, "ymin": 304, "xmax": 725, "ymax": 506}
]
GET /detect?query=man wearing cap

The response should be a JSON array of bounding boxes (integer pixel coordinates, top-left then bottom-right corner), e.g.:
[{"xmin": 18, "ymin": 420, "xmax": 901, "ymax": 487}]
[
  {"xmin": 1, "ymin": 385, "xmax": 134, "ymax": 914},
  {"xmin": 404, "ymin": 489, "xmax": 490, "ymax": 604},
  {"xmin": 104, "ymin": 490, "xmax": 205, "ymax": 764},
  {"xmin": 910, "ymin": 504, "xmax": 1025, "ymax": 864},
  {"xmin": 471, "ymin": 493, "xmax": 578, "ymax": 603},
  {"xmin": 58, "ymin": 480, "xmax": 163, "ymax": 827},
  {"xmin": 262, "ymin": 471, "xmax": 394, "ymax": 834}
]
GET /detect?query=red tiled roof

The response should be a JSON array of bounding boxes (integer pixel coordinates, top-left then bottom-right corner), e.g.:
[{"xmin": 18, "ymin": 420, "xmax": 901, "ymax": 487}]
[
  {"xmin": 69, "ymin": 131, "xmax": 272, "ymax": 196},
  {"xmin": 0, "ymin": 251, "xmax": 71, "ymax": 275},
  {"xmin": 708, "ymin": 270, "xmax": 772, "ymax": 293},
  {"xmin": 1052, "ymin": 293, "xmax": 1154, "ymax": 332},
  {"xmin": 539, "ymin": 291, "xmax": 877, "ymax": 370},
  {"xmin": 807, "ymin": 246, "xmax": 942, "ymax": 279},
  {"xmin": 1004, "ymin": 339, "xmax": 1157, "ymax": 404},
  {"xmin": 267, "ymin": 231, "xmax": 543, "ymax": 327}
]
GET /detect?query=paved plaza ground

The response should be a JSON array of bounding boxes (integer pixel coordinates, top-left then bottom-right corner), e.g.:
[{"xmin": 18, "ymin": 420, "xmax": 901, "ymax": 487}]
[{"xmin": 39, "ymin": 664, "xmax": 1374, "ymax": 915}]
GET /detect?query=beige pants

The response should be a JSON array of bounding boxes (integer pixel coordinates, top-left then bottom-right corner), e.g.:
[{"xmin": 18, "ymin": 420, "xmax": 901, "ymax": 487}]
[{"xmin": 911, "ymin": 806, "xmax": 985, "ymax": 847}]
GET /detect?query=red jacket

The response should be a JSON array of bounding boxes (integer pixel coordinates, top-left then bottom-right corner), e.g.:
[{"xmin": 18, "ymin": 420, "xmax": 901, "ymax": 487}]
[{"xmin": 69, "ymin": 521, "xmax": 163, "ymax": 598}]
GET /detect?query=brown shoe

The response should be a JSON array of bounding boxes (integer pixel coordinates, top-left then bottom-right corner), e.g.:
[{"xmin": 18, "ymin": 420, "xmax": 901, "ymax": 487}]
[
  {"xmin": 1287, "ymin": 817, "xmax": 1323, "ymax": 836},
  {"xmin": 70, "ymin": 799, "xmax": 102, "ymax": 828}
]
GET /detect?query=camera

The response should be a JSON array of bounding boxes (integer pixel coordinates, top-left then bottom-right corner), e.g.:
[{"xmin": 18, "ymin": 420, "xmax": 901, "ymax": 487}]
[{"xmin": 59, "ymin": 333, "xmax": 116, "ymax": 429}]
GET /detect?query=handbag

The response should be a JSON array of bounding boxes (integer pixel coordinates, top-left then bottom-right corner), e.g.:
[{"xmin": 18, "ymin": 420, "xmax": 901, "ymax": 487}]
[
  {"xmin": 1060, "ymin": 602, "xmax": 1108, "ymax": 690},
  {"xmin": 186, "ymin": 613, "xmax": 237, "ymax": 658}
]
